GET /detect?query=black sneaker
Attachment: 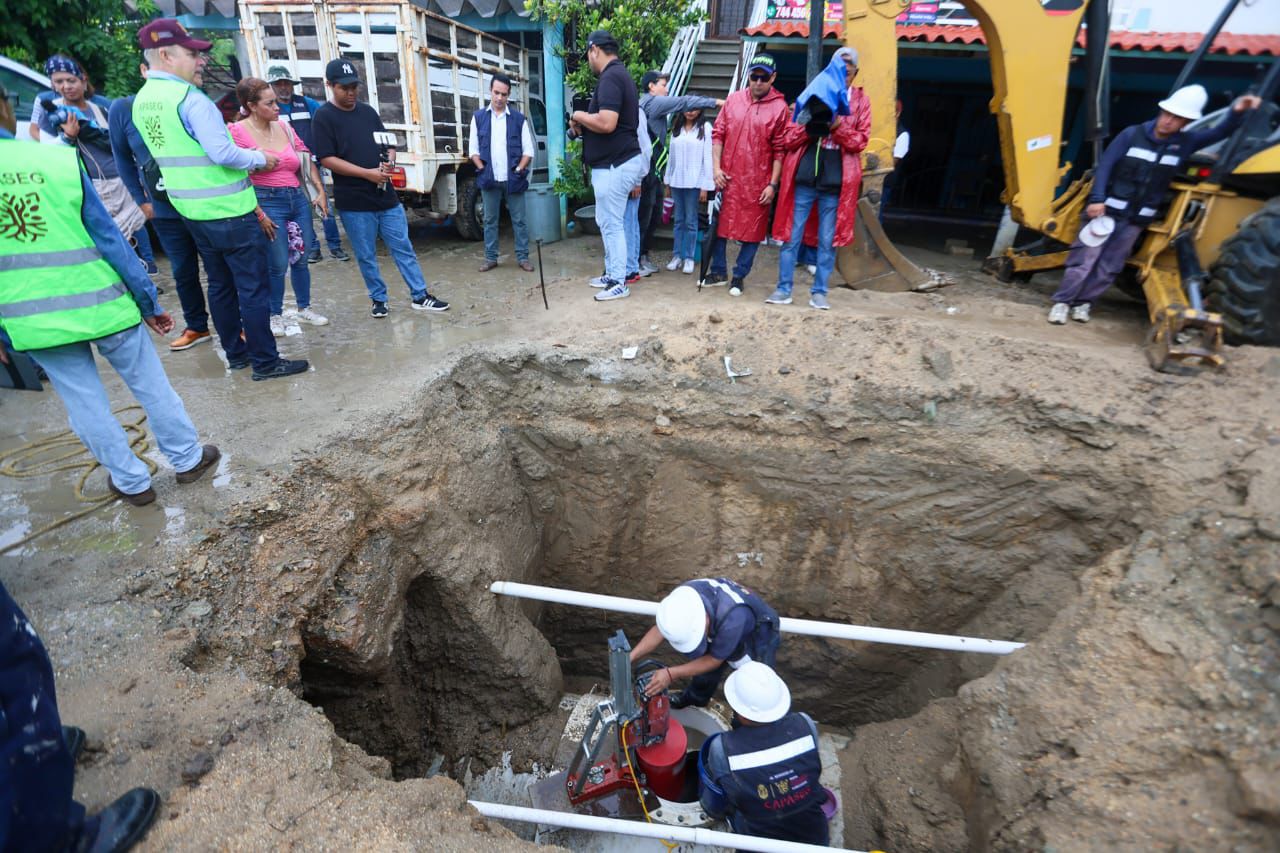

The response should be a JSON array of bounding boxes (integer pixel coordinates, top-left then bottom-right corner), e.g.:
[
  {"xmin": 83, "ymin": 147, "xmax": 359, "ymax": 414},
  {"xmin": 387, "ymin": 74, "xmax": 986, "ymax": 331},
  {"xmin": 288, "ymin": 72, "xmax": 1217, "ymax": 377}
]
[
  {"xmin": 625, "ymin": 271, "xmax": 641, "ymax": 285},
  {"xmin": 669, "ymin": 691, "xmax": 708, "ymax": 710},
  {"xmin": 370, "ymin": 301, "xmax": 389, "ymax": 318},
  {"xmin": 78, "ymin": 787, "xmax": 160, "ymax": 853},
  {"xmin": 251, "ymin": 358, "xmax": 310, "ymax": 381},
  {"xmin": 729, "ymin": 277, "xmax": 745, "ymax": 297},
  {"xmin": 306, "ymin": 249, "xmax": 322, "ymax": 264},
  {"xmin": 330, "ymin": 247, "xmax": 351, "ymax": 262},
  {"xmin": 412, "ymin": 294, "xmax": 450, "ymax": 312},
  {"xmin": 702, "ymin": 272, "xmax": 727, "ymax": 287},
  {"xmin": 226, "ymin": 357, "xmax": 250, "ymax": 370}
]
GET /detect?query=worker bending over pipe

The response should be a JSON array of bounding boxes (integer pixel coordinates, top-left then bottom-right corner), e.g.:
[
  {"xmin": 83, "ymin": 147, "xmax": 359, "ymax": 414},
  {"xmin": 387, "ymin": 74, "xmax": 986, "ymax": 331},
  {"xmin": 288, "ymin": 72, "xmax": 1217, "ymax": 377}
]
[{"xmin": 630, "ymin": 578, "xmax": 780, "ymax": 709}]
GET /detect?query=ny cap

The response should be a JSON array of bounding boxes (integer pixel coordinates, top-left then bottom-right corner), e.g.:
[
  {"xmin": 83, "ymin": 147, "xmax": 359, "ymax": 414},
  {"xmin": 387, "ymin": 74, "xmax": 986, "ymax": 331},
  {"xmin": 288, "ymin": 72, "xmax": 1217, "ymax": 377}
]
[{"xmin": 325, "ymin": 58, "xmax": 360, "ymax": 85}]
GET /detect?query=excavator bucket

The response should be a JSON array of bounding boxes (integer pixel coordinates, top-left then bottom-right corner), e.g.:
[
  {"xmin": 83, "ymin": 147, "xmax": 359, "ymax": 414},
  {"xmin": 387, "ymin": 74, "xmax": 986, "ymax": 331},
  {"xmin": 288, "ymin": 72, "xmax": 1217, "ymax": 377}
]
[{"xmin": 834, "ymin": 198, "xmax": 934, "ymax": 292}]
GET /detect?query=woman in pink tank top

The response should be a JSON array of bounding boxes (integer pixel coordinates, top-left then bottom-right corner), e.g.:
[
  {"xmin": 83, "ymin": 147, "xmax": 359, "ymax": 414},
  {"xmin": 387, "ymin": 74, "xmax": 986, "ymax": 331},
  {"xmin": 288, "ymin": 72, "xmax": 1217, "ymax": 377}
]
[{"xmin": 231, "ymin": 78, "xmax": 330, "ymax": 333}]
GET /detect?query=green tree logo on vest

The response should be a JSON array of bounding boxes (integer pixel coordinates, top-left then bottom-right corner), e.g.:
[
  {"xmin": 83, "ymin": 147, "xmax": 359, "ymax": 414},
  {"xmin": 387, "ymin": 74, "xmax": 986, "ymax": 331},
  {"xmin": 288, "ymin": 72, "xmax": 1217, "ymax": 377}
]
[
  {"xmin": 0, "ymin": 192, "xmax": 49, "ymax": 244},
  {"xmin": 143, "ymin": 115, "xmax": 166, "ymax": 149}
]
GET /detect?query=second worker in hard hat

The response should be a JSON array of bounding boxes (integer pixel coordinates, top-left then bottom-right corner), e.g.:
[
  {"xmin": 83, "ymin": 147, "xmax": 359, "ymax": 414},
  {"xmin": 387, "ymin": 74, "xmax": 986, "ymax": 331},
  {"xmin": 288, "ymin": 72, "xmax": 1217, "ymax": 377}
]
[
  {"xmin": 631, "ymin": 578, "xmax": 780, "ymax": 708},
  {"xmin": 700, "ymin": 662, "xmax": 833, "ymax": 845}
]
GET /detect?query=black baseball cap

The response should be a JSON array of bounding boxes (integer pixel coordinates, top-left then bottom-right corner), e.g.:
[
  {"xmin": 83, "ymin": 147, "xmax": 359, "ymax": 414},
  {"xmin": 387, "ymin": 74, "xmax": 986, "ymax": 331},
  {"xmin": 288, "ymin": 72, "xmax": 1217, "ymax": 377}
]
[
  {"xmin": 584, "ymin": 30, "xmax": 619, "ymax": 55},
  {"xmin": 325, "ymin": 58, "xmax": 360, "ymax": 85},
  {"xmin": 748, "ymin": 53, "xmax": 777, "ymax": 75},
  {"xmin": 640, "ymin": 70, "xmax": 669, "ymax": 91}
]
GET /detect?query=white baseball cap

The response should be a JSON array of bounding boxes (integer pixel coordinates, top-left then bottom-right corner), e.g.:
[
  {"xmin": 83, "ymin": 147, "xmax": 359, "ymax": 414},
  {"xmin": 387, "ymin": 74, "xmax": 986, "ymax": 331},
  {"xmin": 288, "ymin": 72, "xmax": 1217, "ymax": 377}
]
[
  {"xmin": 725, "ymin": 662, "xmax": 791, "ymax": 723},
  {"xmin": 1079, "ymin": 215, "xmax": 1115, "ymax": 248}
]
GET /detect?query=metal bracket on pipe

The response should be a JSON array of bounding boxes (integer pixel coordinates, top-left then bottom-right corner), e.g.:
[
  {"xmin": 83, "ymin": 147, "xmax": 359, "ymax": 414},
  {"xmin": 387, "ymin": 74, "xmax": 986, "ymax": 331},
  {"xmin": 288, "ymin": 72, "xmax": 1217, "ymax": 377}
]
[{"xmin": 489, "ymin": 581, "xmax": 1025, "ymax": 655}]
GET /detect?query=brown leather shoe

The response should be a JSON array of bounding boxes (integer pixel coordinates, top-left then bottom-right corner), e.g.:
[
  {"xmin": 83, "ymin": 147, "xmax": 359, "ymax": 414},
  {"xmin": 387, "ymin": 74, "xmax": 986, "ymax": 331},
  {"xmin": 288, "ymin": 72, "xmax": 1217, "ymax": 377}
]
[
  {"xmin": 176, "ymin": 444, "xmax": 221, "ymax": 484},
  {"xmin": 107, "ymin": 478, "xmax": 156, "ymax": 506},
  {"xmin": 518, "ymin": 260, "xmax": 535, "ymax": 272},
  {"xmin": 169, "ymin": 329, "xmax": 211, "ymax": 351},
  {"xmin": 478, "ymin": 260, "xmax": 498, "ymax": 272}
]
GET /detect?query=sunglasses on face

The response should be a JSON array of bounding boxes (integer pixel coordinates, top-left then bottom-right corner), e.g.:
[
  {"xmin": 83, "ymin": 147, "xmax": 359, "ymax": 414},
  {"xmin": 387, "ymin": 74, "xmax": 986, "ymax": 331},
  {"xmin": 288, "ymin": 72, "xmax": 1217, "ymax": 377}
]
[{"xmin": 749, "ymin": 73, "xmax": 770, "ymax": 82}]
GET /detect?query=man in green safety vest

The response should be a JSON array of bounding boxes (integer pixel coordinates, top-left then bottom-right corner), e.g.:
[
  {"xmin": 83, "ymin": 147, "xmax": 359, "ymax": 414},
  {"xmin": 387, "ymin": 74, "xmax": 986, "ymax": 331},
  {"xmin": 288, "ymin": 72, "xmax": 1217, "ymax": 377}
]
[
  {"xmin": 0, "ymin": 133, "xmax": 221, "ymax": 506},
  {"xmin": 132, "ymin": 18, "xmax": 308, "ymax": 380}
]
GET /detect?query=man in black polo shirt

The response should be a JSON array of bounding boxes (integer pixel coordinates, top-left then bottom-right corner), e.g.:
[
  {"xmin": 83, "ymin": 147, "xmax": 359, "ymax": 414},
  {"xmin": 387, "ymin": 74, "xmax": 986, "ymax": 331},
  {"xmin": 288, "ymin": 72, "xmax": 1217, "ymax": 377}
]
[
  {"xmin": 569, "ymin": 30, "xmax": 647, "ymax": 303},
  {"xmin": 311, "ymin": 58, "xmax": 448, "ymax": 319}
]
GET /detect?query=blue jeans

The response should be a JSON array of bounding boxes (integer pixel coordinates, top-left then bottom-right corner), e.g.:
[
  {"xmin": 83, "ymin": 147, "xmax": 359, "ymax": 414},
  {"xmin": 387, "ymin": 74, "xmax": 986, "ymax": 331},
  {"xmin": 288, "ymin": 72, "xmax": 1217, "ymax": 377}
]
[
  {"xmin": 256, "ymin": 186, "xmax": 313, "ymax": 313},
  {"xmin": 709, "ymin": 238, "xmax": 760, "ymax": 280},
  {"xmin": 778, "ymin": 185, "xmax": 839, "ymax": 296},
  {"xmin": 338, "ymin": 205, "xmax": 428, "ymax": 303},
  {"xmin": 0, "ymin": 582, "xmax": 84, "ymax": 850},
  {"xmin": 184, "ymin": 212, "xmax": 280, "ymax": 371},
  {"xmin": 591, "ymin": 153, "xmax": 648, "ymax": 283},
  {"xmin": 28, "ymin": 324, "xmax": 203, "ymax": 494},
  {"xmin": 481, "ymin": 183, "xmax": 530, "ymax": 263},
  {"xmin": 151, "ymin": 214, "xmax": 208, "ymax": 333},
  {"xmin": 132, "ymin": 223, "xmax": 155, "ymax": 266},
  {"xmin": 671, "ymin": 187, "xmax": 700, "ymax": 260},
  {"xmin": 308, "ymin": 179, "xmax": 343, "ymax": 253}
]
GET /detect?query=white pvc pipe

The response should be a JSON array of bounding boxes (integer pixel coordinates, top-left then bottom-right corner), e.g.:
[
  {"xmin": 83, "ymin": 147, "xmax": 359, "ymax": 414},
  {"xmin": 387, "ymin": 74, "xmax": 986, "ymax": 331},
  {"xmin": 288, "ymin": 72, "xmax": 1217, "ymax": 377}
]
[
  {"xmin": 489, "ymin": 581, "xmax": 1025, "ymax": 655},
  {"xmin": 469, "ymin": 800, "xmax": 864, "ymax": 853}
]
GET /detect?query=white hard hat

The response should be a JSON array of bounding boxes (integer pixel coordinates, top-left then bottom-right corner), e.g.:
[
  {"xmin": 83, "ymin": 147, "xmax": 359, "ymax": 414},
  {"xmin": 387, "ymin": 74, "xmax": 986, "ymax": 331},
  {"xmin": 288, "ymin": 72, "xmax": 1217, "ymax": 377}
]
[
  {"xmin": 725, "ymin": 662, "xmax": 791, "ymax": 723},
  {"xmin": 656, "ymin": 586, "xmax": 707, "ymax": 654},
  {"xmin": 266, "ymin": 61, "xmax": 301, "ymax": 84},
  {"xmin": 1079, "ymin": 214, "xmax": 1115, "ymax": 248},
  {"xmin": 1157, "ymin": 85, "xmax": 1207, "ymax": 121}
]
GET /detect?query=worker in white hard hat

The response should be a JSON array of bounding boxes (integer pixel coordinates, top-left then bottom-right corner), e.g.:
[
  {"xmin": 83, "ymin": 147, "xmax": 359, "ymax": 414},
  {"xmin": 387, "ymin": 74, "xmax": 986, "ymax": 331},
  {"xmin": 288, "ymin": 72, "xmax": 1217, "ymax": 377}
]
[
  {"xmin": 630, "ymin": 578, "xmax": 780, "ymax": 709},
  {"xmin": 1045, "ymin": 84, "xmax": 1262, "ymax": 326},
  {"xmin": 699, "ymin": 662, "xmax": 832, "ymax": 845}
]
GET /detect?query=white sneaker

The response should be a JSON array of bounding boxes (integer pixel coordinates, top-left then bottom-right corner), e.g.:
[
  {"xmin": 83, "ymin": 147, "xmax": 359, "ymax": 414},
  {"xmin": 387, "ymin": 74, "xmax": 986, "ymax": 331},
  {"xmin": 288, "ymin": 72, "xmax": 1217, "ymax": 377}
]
[
  {"xmin": 682, "ymin": 258, "xmax": 695, "ymax": 275},
  {"xmin": 595, "ymin": 283, "xmax": 630, "ymax": 302},
  {"xmin": 589, "ymin": 275, "xmax": 612, "ymax": 289},
  {"xmin": 806, "ymin": 264, "xmax": 817, "ymax": 276},
  {"xmin": 269, "ymin": 314, "xmax": 285, "ymax": 337},
  {"xmin": 638, "ymin": 256, "xmax": 658, "ymax": 277},
  {"xmin": 1069, "ymin": 303, "xmax": 1091, "ymax": 323},
  {"xmin": 1047, "ymin": 302, "xmax": 1069, "ymax": 324},
  {"xmin": 295, "ymin": 307, "xmax": 329, "ymax": 326},
  {"xmin": 666, "ymin": 255, "xmax": 682, "ymax": 271}
]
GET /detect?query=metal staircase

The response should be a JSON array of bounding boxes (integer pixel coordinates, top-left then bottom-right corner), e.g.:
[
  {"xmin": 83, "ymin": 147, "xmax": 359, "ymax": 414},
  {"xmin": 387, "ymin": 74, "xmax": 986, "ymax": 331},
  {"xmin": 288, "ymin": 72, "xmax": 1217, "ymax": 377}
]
[{"xmin": 682, "ymin": 39, "xmax": 741, "ymax": 97}]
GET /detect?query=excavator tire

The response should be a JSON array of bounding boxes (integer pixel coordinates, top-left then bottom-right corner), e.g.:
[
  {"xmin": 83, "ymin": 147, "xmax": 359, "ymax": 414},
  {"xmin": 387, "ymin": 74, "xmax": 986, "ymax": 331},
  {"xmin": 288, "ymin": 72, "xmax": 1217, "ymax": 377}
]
[
  {"xmin": 455, "ymin": 176, "xmax": 484, "ymax": 241},
  {"xmin": 1205, "ymin": 197, "xmax": 1280, "ymax": 347}
]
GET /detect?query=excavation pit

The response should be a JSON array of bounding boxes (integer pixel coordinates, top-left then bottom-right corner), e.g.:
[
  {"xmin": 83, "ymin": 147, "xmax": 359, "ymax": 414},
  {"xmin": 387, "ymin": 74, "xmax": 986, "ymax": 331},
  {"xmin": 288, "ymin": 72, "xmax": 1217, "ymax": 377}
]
[{"xmin": 187, "ymin": 348, "xmax": 1171, "ymax": 788}]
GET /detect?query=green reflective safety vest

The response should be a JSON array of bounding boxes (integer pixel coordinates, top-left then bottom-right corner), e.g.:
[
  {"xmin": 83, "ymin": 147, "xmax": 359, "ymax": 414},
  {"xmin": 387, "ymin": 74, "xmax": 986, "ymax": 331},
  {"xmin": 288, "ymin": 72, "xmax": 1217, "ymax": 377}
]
[
  {"xmin": 132, "ymin": 76, "xmax": 256, "ymax": 221},
  {"xmin": 0, "ymin": 142, "xmax": 141, "ymax": 351}
]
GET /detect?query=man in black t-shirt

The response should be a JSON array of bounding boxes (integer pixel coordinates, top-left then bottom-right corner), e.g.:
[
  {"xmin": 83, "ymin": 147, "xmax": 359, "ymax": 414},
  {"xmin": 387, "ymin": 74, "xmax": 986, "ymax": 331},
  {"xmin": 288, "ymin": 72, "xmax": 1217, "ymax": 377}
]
[
  {"xmin": 311, "ymin": 58, "xmax": 448, "ymax": 318},
  {"xmin": 568, "ymin": 30, "xmax": 648, "ymax": 303}
]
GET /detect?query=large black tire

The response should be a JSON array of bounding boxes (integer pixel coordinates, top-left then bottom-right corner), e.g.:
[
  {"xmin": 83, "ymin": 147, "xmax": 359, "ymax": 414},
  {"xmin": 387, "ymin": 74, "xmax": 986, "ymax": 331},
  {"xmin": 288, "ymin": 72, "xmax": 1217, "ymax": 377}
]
[
  {"xmin": 1205, "ymin": 197, "xmax": 1280, "ymax": 346},
  {"xmin": 455, "ymin": 175, "xmax": 484, "ymax": 241}
]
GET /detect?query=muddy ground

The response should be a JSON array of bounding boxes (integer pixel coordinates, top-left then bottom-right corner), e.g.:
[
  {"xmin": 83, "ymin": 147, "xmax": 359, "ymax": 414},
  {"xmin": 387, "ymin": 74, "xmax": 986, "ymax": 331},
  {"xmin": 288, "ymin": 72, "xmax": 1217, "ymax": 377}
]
[{"xmin": 1, "ymin": 218, "xmax": 1278, "ymax": 851}]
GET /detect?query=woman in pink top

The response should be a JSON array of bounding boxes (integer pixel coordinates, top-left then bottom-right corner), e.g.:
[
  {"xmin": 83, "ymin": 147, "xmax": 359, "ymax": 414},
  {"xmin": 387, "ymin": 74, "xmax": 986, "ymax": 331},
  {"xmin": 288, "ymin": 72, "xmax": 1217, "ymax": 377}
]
[{"xmin": 231, "ymin": 78, "xmax": 329, "ymax": 333}]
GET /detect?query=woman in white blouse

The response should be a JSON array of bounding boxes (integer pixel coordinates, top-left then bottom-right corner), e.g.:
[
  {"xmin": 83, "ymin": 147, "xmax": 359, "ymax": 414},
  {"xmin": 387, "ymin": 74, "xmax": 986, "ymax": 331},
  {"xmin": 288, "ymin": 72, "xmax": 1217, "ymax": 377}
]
[{"xmin": 662, "ymin": 108, "xmax": 715, "ymax": 274}]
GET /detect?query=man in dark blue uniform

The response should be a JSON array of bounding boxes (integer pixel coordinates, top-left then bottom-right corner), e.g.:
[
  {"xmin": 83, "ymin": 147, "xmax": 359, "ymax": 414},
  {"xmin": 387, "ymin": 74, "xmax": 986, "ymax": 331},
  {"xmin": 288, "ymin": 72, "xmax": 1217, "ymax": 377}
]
[
  {"xmin": 631, "ymin": 578, "xmax": 780, "ymax": 708},
  {"xmin": 0, "ymin": 581, "xmax": 158, "ymax": 851},
  {"xmin": 701, "ymin": 662, "xmax": 830, "ymax": 845}
]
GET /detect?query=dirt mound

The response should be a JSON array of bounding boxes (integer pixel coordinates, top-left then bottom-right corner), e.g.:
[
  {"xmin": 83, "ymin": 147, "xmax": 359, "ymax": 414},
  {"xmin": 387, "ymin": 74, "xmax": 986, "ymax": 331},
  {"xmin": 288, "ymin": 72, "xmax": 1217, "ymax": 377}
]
[{"xmin": 840, "ymin": 505, "xmax": 1280, "ymax": 851}]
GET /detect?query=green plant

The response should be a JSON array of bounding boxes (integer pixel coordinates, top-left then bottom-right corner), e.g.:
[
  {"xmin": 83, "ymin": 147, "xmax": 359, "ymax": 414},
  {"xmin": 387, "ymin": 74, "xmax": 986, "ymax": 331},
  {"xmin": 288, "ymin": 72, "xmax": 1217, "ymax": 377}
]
[
  {"xmin": 552, "ymin": 138, "xmax": 590, "ymax": 200},
  {"xmin": 1, "ymin": 0, "xmax": 158, "ymax": 98}
]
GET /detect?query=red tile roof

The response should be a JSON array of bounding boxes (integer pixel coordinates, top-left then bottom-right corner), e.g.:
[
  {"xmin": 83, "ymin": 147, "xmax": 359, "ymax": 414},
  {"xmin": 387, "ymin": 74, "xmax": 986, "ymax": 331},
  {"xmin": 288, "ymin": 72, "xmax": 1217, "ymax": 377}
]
[{"xmin": 740, "ymin": 21, "xmax": 1280, "ymax": 57}]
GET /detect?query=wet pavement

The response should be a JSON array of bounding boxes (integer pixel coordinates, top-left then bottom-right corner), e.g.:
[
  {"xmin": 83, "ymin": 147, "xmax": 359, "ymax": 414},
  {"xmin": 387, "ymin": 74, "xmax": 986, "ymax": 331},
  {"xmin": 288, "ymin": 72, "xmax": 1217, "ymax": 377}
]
[{"xmin": 0, "ymin": 219, "xmax": 592, "ymax": 563}]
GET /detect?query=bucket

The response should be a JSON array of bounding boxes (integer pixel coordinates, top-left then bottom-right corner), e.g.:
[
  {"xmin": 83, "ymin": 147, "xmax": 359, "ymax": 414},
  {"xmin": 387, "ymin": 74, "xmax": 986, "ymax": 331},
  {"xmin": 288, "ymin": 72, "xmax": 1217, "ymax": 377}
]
[
  {"xmin": 525, "ymin": 186, "xmax": 563, "ymax": 244},
  {"xmin": 697, "ymin": 733, "xmax": 730, "ymax": 816},
  {"xmin": 635, "ymin": 717, "xmax": 688, "ymax": 801}
]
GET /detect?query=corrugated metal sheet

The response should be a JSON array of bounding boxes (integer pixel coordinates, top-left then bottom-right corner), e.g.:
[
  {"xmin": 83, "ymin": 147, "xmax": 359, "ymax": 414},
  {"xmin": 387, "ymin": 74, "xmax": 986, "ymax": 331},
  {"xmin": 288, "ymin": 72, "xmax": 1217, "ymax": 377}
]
[{"xmin": 742, "ymin": 21, "xmax": 1280, "ymax": 57}]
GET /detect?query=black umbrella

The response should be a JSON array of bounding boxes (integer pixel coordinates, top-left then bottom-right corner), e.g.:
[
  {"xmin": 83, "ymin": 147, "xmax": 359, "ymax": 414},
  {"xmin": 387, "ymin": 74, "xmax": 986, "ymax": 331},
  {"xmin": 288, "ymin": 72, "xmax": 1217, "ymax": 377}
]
[{"xmin": 697, "ymin": 190, "xmax": 723, "ymax": 291}]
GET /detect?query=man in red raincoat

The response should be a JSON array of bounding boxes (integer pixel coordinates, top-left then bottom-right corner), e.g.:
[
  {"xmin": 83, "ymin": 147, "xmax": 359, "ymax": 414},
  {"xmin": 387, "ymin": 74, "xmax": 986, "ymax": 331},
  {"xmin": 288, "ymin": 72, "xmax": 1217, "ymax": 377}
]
[
  {"xmin": 709, "ymin": 53, "xmax": 790, "ymax": 297},
  {"xmin": 766, "ymin": 50, "xmax": 870, "ymax": 310}
]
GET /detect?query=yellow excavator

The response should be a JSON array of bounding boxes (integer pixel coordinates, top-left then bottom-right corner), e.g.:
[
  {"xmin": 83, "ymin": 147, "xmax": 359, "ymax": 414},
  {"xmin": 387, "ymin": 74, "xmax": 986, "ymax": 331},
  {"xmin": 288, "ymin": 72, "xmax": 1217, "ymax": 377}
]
[{"xmin": 840, "ymin": 0, "xmax": 1279, "ymax": 373}]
